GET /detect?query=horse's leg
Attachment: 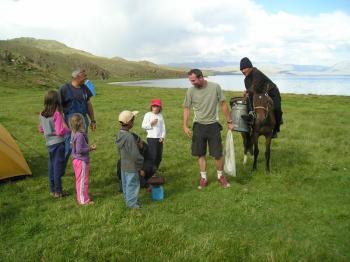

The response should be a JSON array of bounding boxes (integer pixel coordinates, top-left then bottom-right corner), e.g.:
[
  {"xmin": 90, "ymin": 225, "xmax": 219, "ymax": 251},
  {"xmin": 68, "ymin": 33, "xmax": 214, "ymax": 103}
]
[
  {"xmin": 241, "ymin": 132, "xmax": 252, "ymax": 165},
  {"xmin": 265, "ymin": 136, "xmax": 272, "ymax": 174},
  {"xmin": 252, "ymin": 134, "xmax": 259, "ymax": 171},
  {"xmin": 241, "ymin": 132, "xmax": 248, "ymax": 165}
]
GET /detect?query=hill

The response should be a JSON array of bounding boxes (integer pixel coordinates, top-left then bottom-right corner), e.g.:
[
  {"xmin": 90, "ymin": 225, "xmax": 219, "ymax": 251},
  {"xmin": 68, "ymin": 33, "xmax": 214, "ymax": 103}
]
[
  {"xmin": 0, "ymin": 37, "xmax": 186, "ymax": 88},
  {"xmin": 166, "ymin": 61, "xmax": 350, "ymax": 76}
]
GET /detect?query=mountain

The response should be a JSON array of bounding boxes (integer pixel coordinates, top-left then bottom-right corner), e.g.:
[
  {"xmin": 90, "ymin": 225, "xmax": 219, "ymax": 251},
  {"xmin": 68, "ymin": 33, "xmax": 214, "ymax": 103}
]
[
  {"xmin": 0, "ymin": 37, "xmax": 186, "ymax": 88},
  {"xmin": 165, "ymin": 61, "xmax": 350, "ymax": 76}
]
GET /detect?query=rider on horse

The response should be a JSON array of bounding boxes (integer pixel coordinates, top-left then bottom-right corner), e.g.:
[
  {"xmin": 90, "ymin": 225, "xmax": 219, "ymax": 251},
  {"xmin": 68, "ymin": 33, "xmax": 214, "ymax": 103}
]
[{"xmin": 239, "ymin": 57, "xmax": 283, "ymax": 138}]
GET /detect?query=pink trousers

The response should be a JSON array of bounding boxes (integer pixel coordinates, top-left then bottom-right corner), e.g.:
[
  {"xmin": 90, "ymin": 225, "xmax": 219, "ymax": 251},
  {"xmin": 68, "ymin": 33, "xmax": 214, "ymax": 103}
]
[{"xmin": 72, "ymin": 159, "xmax": 90, "ymax": 204}]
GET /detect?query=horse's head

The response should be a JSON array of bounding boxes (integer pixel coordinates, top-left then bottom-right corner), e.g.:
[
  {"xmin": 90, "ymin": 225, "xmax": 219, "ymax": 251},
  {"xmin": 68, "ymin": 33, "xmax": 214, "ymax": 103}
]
[{"xmin": 253, "ymin": 93, "xmax": 271, "ymax": 123}]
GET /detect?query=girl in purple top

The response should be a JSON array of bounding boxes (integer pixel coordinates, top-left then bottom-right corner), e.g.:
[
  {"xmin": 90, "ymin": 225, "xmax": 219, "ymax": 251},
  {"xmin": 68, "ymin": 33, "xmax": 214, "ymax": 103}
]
[
  {"xmin": 39, "ymin": 90, "xmax": 70, "ymax": 198},
  {"xmin": 69, "ymin": 113, "xmax": 96, "ymax": 205}
]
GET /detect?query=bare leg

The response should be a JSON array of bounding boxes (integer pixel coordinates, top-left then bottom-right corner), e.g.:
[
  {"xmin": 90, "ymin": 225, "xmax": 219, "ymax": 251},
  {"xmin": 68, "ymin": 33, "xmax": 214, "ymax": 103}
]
[
  {"xmin": 214, "ymin": 156, "xmax": 224, "ymax": 171},
  {"xmin": 198, "ymin": 156, "xmax": 206, "ymax": 172}
]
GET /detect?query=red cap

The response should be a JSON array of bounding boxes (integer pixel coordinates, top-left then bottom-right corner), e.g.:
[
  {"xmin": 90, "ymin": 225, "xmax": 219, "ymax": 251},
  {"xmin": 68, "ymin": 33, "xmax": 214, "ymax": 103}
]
[{"xmin": 151, "ymin": 98, "xmax": 162, "ymax": 107}]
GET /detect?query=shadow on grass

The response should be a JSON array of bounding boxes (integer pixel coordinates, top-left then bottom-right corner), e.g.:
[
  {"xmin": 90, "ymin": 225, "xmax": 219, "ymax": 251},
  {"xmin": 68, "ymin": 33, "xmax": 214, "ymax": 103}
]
[{"xmin": 26, "ymin": 154, "xmax": 48, "ymax": 178}]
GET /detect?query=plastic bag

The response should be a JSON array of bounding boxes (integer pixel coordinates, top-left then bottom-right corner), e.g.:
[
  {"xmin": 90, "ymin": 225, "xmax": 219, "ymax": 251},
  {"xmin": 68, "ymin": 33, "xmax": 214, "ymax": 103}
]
[{"xmin": 224, "ymin": 130, "xmax": 236, "ymax": 177}]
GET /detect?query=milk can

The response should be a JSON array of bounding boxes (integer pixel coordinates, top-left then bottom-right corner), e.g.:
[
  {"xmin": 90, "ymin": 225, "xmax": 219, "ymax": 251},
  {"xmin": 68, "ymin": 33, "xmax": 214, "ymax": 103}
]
[{"xmin": 230, "ymin": 98, "xmax": 249, "ymax": 133}]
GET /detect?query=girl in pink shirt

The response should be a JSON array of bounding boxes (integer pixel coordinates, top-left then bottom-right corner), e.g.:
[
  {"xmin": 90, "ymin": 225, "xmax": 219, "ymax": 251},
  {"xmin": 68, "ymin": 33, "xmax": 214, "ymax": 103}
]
[{"xmin": 39, "ymin": 90, "xmax": 70, "ymax": 198}]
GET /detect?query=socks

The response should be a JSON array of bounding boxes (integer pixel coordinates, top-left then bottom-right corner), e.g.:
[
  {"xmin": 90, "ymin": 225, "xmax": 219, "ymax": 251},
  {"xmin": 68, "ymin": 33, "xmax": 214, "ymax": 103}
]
[
  {"xmin": 201, "ymin": 171, "xmax": 224, "ymax": 180},
  {"xmin": 217, "ymin": 170, "xmax": 223, "ymax": 179},
  {"xmin": 200, "ymin": 171, "xmax": 207, "ymax": 180}
]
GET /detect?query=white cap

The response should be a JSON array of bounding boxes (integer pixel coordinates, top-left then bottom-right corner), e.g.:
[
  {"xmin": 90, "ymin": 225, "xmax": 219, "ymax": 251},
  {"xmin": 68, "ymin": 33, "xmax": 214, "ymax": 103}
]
[{"xmin": 118, "ymin": 110, "xmax": 139, "ymax": 124}]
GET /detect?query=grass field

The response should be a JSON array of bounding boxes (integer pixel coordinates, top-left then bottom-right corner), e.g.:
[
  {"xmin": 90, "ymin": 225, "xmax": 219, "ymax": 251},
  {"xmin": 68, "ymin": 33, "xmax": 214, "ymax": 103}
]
[{"xmin": 0, "ymin": 82, "xmax": 349, "ymax": 261}]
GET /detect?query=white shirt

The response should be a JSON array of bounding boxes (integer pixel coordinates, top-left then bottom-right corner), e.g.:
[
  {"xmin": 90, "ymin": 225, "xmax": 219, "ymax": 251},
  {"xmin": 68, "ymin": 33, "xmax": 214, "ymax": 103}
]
[{"xmin": 141, "ymin": 112, "xmax": 166, "ymax": 139}]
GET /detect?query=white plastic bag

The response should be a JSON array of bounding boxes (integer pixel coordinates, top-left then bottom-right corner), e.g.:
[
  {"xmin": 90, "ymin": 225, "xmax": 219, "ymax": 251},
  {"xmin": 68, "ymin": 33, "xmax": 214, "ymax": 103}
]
[{"xmin": 224, "ymin": 130, "xmax": 236, "ymax": 177}]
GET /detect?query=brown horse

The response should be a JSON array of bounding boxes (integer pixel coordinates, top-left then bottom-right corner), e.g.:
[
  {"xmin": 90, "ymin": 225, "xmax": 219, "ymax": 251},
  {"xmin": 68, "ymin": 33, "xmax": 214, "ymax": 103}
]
[{"xmin": 245, "ymin": 93, "xmax": 275, "ymax": 173}]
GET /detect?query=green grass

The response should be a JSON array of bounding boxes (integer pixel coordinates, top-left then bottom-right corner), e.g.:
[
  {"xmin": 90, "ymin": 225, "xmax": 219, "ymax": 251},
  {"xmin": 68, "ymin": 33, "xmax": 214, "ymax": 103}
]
[{"xmin": 0, "ymin": 82, "xmax": 349, "ymax": 261}]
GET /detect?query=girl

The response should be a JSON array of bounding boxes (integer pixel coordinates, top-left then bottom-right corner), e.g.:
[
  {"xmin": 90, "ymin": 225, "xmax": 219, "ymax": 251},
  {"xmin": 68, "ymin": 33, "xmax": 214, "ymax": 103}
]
[
  {"xmin": 69, "ymin": 113, "xmax": 96, "ymax": 205},
  {"xmin": 39, "ymin": 90, "xmax": 70, "ymax": 198},
  {"xmin": 141, "ymin": 98, "xmax": 166, "ymax": 171}
]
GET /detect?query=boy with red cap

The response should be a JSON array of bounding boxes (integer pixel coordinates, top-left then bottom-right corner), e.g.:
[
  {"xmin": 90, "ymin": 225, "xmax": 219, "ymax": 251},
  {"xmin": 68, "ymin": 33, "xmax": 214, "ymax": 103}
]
[{"xmin": 141, "ymin": 98, "xmax": 166, "ymax": 171}]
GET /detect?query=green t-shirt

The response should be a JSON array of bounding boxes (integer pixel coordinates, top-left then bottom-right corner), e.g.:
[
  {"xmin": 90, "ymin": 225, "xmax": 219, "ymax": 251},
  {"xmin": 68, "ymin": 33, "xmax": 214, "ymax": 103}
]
[{"xmin": 183, "ymin": 81, "xmax": 226, "ymax": 124}]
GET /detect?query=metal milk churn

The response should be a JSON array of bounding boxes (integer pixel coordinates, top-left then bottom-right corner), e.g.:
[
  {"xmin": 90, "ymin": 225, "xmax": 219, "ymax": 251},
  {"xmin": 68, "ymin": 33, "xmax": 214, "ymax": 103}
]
[{"xmin": 230, "ymin": 97, "xmax": 249, "ymax": 133}]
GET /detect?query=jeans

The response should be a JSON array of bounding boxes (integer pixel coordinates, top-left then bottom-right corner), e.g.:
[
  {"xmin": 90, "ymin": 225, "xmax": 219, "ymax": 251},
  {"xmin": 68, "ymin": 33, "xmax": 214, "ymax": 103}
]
[
  {"xmin": 48, "ymin": 142, "xmax": 65, "ymax": 193},
  {"xmin": 121, "ymin": 170, "xmax": 140, "ymax": 208}
]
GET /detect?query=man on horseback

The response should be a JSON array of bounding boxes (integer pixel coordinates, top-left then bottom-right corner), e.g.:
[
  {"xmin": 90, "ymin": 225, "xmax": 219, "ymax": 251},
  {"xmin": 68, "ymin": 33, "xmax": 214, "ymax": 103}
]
[{"xmin": 239, "ymin": 57, "xmax": 283, "ymax": 138}]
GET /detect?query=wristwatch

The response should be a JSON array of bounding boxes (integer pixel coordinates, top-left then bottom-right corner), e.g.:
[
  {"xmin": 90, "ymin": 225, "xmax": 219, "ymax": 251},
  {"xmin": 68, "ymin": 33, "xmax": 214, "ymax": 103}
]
[{"xmin": 227, "ymin": 120, "xmax": 233, "ymax": 124}]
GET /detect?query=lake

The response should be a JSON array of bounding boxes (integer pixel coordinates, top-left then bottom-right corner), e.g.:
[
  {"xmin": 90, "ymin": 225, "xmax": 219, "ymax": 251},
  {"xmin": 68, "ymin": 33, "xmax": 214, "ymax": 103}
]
[{"xmin": 110, "ymin": 75, "xmax": 350, "ymax": 96}]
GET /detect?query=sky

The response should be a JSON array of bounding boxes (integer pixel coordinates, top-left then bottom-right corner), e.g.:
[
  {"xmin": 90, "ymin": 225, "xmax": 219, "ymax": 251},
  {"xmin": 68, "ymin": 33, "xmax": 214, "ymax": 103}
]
[{"xmin": 0, "ymin": 0, "xmax": 349, "ymax": 66}]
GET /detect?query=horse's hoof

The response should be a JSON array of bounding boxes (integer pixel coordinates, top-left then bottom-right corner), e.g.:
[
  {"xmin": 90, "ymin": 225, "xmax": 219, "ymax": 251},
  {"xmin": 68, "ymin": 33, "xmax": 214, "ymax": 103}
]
[{"xmin": 243, "ymin": 155, "xmax": 248, "ymax": 165}]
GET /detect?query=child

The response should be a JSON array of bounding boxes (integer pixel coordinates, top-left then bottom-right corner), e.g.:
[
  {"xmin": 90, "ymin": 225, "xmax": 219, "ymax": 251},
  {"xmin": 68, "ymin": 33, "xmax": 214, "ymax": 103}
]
[
  {"xmin": 116, "ymin": 110, "xmax": 144, "ymax": 209},
  {"xmin": 69, "ymin": 113, "xmax": 96, "ymax": 205},
  {"xmin": 116, "ymin": 133, "xmax": 156, "ymax": 192},
  {"xmin": 141, "ymin": 98, "xmax": 166, "ymax": 170},
  {"xmin": 39, "ymin": 90, "xmax": 70, "ymax": 198}
]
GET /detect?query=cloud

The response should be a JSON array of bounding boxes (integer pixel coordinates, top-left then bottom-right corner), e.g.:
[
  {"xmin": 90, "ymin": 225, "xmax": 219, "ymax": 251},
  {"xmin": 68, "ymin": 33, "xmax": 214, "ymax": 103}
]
[{"xmin": 0, "ymin": 0, "xmax": 349, "ymax": 65}]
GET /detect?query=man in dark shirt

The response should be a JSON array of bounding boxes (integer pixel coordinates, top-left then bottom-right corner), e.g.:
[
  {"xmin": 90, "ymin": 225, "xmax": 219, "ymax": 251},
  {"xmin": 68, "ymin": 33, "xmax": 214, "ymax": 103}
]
[
  {"xmin": 59, "ymin": 69, "xmax": 96, "ymax": 166},
  {"xmin": 240, "ymin": 57, "xmax": 283, "ymax": 138}
]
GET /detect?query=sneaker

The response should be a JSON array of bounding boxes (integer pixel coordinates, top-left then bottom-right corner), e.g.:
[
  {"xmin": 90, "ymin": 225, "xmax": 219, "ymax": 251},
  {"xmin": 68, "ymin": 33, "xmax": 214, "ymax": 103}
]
[
  {"xmin": 80, "ymin": 200, "xmax": 94, "ymax": 206},
  {"xmin": 198, "ymin": 178, "xmax": 207, "ymax": 189},
  {"xmin": 218, "ymin": 176, "xmax": 230, "ymax": 188}
]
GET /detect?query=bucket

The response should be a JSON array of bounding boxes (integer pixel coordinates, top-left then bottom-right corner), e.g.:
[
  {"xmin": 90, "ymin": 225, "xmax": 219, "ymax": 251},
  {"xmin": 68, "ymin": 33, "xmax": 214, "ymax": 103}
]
[
  {"xmin": 151, "ymin": 185, "xmax": 164, "ymax": 201},
  {"xmin": 230, "ymin": 98, "xmax": 249, "ymax": 133}
]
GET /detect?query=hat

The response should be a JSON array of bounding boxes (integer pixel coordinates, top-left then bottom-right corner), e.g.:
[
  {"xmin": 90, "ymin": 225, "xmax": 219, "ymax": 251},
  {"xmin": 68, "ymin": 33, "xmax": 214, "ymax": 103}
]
[
  {"xmin": 118, "ymin": 110, "xmax": 139, "ymax": 124},
  {"xmin": 151, "ymin": 98, "xmax": 162, "ymax": 107},
  {"xmin": 240, "ymin": 57, "xmax": 253, "ymax": 70}
]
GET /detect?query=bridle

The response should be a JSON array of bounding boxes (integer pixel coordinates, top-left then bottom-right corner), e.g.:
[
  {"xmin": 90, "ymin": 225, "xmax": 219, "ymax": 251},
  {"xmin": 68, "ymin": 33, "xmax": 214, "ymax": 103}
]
[{"xmin": 253, "ymin": 94, "xmax": 270, "ymax": 121}]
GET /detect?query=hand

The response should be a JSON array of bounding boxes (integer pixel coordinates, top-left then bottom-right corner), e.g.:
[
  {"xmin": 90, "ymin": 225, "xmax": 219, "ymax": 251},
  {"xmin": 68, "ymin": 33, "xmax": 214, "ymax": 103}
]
[
  {"xmin": 90, "ymin": 144, "xmax": 96, "ymax": 151},
  {"xmin": 183, "ymin": 126, "xmax": 192, "ymax": 138},
  {"xmin": 90, "ymin": 121, "xmax": 96, "ymax": 132},
  {"xmin": 243, "ymin": 90, "xmax": 248, "ymax": 98},
  {"xmin": 150, "ymin": 118, "xmax": 158, "ymax": 126},
  {"xmin": 139, "ymin": 170, "xmax": 145, "ymax": 177},
  {"xmin": 228, "ymin": 122, "xmax": 234, "ymax": 131},
  {"xmin": 159, "ymin": 138, "xmax": 164, "ymax": 143}
]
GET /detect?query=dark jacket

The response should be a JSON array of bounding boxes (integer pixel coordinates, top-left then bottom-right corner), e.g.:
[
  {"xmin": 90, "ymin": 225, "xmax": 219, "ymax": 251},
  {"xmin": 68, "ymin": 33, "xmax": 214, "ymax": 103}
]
[
  {"xmin": 244, "ymin": 67, "xmax": 281, "ymax": 109},
  {"xmin": 116, "ymin": 130, "xmax": 143, "ymax": 172}
]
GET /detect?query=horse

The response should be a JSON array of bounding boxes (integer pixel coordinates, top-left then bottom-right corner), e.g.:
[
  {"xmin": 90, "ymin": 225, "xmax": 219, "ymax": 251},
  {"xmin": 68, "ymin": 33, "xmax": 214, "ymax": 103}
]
[{"xmin": 244, "ymin": 93, "xmax": 276, "ymax": 173}]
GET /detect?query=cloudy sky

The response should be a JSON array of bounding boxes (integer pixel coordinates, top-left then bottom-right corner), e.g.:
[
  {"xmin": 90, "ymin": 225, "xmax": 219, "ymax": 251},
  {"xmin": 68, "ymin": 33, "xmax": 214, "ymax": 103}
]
[{"xmin": 1, "ymin": 0, "xmax": 349, "ymax": 65}]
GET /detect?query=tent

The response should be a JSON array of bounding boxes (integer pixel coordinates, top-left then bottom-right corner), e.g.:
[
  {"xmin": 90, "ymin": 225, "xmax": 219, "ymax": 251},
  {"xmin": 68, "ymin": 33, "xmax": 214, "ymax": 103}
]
[{"xmin": 0, "ymin": 124, "xmax": 32, "ymax": 180}]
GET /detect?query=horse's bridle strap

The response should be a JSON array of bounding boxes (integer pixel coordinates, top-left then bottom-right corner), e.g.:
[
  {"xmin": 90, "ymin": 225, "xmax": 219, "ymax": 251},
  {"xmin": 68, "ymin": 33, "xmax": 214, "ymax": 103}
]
[{"xmin": 254, "ymin": 106, "xmax": 268, "ymax": 111}]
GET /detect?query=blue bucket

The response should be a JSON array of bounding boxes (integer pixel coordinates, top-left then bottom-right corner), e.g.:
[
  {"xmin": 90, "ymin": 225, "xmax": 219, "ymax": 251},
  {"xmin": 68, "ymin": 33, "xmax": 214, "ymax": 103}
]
[{"xmin": 151, "ymin": 185, "xmax": 164, "ymax": 201}]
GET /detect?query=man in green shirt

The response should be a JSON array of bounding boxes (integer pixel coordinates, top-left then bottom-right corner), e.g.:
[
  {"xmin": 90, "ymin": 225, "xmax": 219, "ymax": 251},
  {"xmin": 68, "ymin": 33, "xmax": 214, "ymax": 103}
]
[{"xmin": 183, "ymin": 69, "xmax": 234, "ymax": 189}]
